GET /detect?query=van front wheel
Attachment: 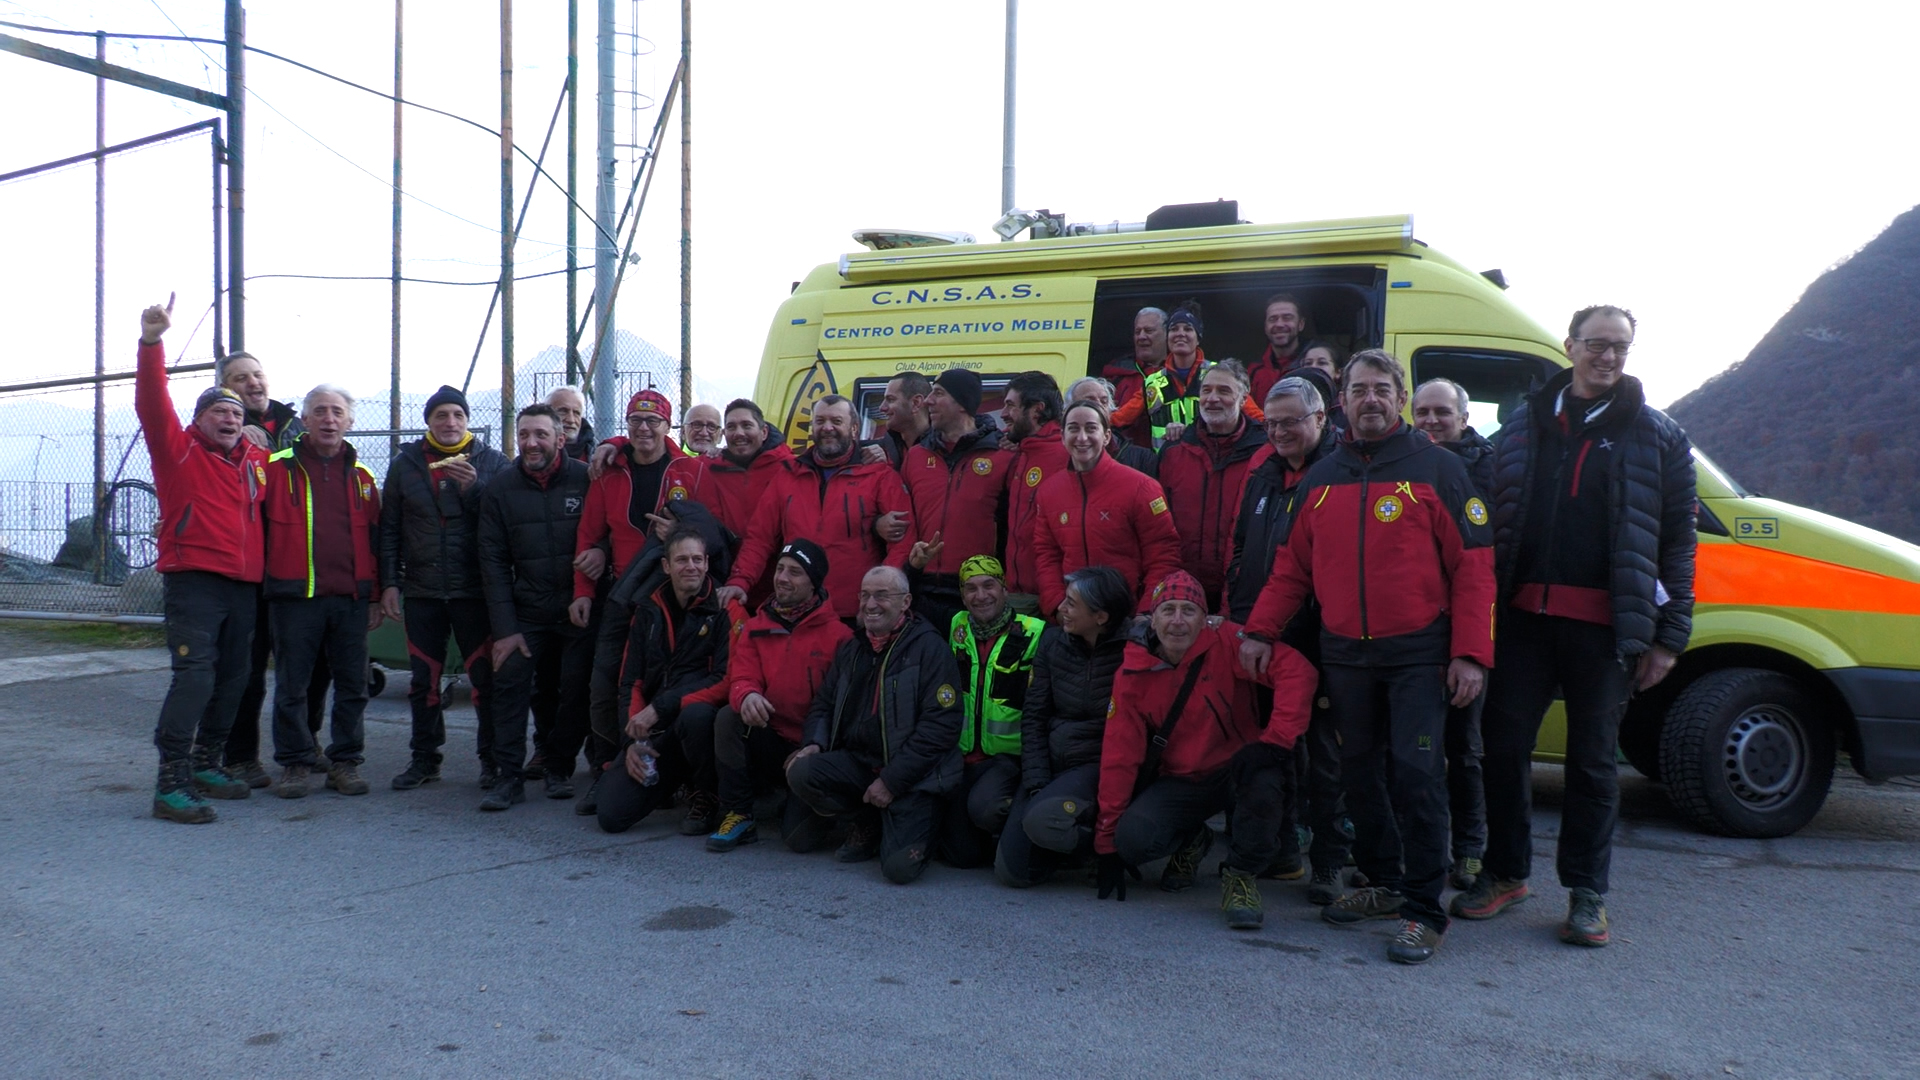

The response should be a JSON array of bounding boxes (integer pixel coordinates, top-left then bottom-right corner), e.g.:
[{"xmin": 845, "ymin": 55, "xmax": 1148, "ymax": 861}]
[{"xmin": 1658, "ymin": 669, "xmax": 1833, "ymax": 838}]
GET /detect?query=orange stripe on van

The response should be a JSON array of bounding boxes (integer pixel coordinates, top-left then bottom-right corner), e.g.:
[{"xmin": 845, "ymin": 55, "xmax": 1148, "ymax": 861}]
[{"xmin": 1695, "ymin": 543, "xmax": 1920, "ymax": 615}]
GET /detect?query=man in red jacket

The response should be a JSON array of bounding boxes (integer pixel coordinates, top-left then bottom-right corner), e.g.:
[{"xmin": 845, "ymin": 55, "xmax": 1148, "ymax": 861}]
[
  {"xmin": 1100, "ymin": 306, "xmax": 1167, "ymax": 449},
  {"xmin": 902, "ymin": 368, "xmax": 1013, "ymax": 631},
  {"xmin": 998, "ymin": 370, "xmax": 1066, "ymax": 615},
  {"xmin": 706, "ymin": 539, "xmax": 854, "ymax": 852},
  {"xmin": 1156, "ymin": 359, "xmax": 1266, "ymax": 611},
  {"xmin": 262, "ymin": 384, "xmax": 383, "ymax": 800},
  {"xmin": 1238, "ymin": 349, "xmax": 1495, "ymax": 965},
  {"xmin": 134, "ymin": 296, "xmax": 267, "ymax": 823},
  {"xmin": 718, "ymin": 395, "xmax": 910, "ymax": 622},
  {"xmin": 1092, "ymin": 572, "xmax": 1316, "ymax": 931},
  {"xmin": 657, "ymin": 398, "xmax": 795, "ymax": 607},
  {"xmin": 1244, "ymin": 293, "xmax": 1309, "ymax": 413}
]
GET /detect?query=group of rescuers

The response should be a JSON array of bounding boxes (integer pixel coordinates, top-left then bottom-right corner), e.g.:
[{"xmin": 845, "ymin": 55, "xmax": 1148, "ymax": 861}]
[{"xmin": 133, "ymin": 288, "xmax": 1695, "ymax": 966}]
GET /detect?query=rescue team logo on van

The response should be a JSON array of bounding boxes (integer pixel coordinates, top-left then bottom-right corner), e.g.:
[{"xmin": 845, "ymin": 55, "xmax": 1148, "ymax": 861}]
[
  {"xmin": 1026, "ymin": 467, "xmax": 1044, "ymax": 487},
  {"xmin": 781, "ymin": 354, "xmax": 838, "ymax": 456},
  {"xmin": 1374, "ymin": 495, "xmax": 1403, "ymax": 523},
  {"xmin": 1465, "ymin": 497, "xmax": 1488, "ymax": 526},
  {"xmin": 868, "ymin": 283, "xmax": 1038, "ymax": 307},
  {"xmin": 972, "ymin": 457, "xmax": 993, "ymax": 476}
]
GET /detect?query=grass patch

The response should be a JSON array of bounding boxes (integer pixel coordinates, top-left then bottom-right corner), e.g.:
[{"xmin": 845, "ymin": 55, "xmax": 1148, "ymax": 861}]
[{"xmin": 0, "ymin": 619, "xmax": 167, "ymax": 650}]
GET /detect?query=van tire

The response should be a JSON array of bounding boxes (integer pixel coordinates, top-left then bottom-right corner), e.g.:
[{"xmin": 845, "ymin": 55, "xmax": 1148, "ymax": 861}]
[{"xmin": 1658, "ymin": 668, "xmax": 1833, "ymax": 838}]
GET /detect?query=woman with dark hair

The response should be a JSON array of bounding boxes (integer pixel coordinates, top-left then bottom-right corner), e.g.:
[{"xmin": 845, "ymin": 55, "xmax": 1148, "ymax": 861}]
[
  {"xmin": 1298, "ymin": 340, "xmax": 1349, "ymax": 431},
  {"xmin": 995, "ymin": 565, "xmax": 1134, "ymax": 887},
  {"xmin": 1030, "ymin": 399, "xmax": 1182, "ymax": 618}
]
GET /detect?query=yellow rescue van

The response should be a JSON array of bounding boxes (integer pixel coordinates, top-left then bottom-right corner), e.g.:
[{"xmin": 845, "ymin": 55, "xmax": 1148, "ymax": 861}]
[{"xmin": 751, "ymin": 206, "xmax": 1920, "ymax": 839}]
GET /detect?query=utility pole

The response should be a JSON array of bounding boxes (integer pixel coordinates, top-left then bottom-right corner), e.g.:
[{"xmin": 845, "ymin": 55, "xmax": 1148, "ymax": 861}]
[
  {"xmin": 565, "ymin": 0, "xmax": 580, "ymax": 385},
  {"xmin": 499, "ymin": 0, "xmax": 515, "ymax": 453},
  {"xmin": 390, "ymin": 0, "xmax": 404, "ymax": 449},
  {"xmin": 1001, "ymin": 0, "xmax": 1017, "ymax": 214},
  {"xmin": 226, "ymin": 0, "xmax": 245, "ymax": 358},
  {"xmin": 94, "ymin": 31, "xmax": 107, "ymax": 582},
  {"xmin": 592, "ymin": 0, "xmax": 616, "ymax": 437},
  {"xmin": 679, "ymin": 0, "xmax": 691, "ymax": 417}
]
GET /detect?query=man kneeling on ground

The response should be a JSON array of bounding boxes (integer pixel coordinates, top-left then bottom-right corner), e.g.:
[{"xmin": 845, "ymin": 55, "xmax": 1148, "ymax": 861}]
[
  {"xmin": 784, "ymin": 566, "xmax": 964, "ymax": 884},
  {"xmin": 596, "ymin": 526, "xmax": 731, "ymax": 833},
  {"xmin": 705, "ymin": 540, "xmax": 854, "ymax": 852}
]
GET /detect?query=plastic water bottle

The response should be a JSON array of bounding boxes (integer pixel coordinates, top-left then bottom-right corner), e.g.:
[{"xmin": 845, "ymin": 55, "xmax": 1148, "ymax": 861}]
[{"xmin": 637, "ymin": 737, "xmax": 660, "ymax": 787}]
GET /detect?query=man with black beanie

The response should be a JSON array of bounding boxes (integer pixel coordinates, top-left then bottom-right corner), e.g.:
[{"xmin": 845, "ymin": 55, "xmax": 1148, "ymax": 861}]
[
  {"xmin": 379, "ymin": 385, "xmax": 511, "ymax": 790},
  {"xmin": 900, "ymin": 366, "xmax": 1012, "ymax": 632}
]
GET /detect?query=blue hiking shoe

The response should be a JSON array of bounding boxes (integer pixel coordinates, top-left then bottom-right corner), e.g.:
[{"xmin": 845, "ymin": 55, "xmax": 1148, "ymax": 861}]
[{"xmin": 706, "ymin": 811, "xmax": 759, "ymax": 853}]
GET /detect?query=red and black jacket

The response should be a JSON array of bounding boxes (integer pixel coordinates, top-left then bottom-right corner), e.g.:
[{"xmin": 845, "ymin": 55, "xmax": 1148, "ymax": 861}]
[
  {"xmin": 1005, "ymin": 421, "xmax": 1070, "ymax": 595},
  {"xmin": 1244, "ymin": 422, "xmax": 1496, "ymax": 669},
  {"xmin": 724, "ymin": 597, "xmax": 854, "ymax": 745},
  {"xmin": 263, "ymin": 438, "xmax": 380, "ymax": 601},
  {"xmin": 1155, "ymin": 417, "xmax": 1266, "ymax": 609},
  {"xmin": 572, "ymin": 438, "xmax": 682, "ymax": 600},
  {"xmin": 619, "ymin": 577, "xmax": 730, "ymax": 726},
  {"xmin": 1030, "ymin": 453, "xmax": 1182, "ymax": 618},
  {"xmin": 1245, "ymin": 345, "xmax": 1301, "ymax": 419},
  {"xmin": 727, "ymin": 449, "xmax": 911, "ymax": 621},
  {"xmin": 902, "ymin": 422, "xmax": 1013, "ymax": 575},
  {"xmin": 1094, "ymin": 622, "xmax": 1315, "ymax": 854},
  {"xmin": 134, "ymin": 340, "xmax": 268, "ymax": 583}
]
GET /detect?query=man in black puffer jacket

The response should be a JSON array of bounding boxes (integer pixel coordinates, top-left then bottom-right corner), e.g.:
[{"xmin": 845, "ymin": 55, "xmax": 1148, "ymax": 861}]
[
  {"xmin": 1454, "ymin": 305, "xmax": 1696, "ymax": 950},
  {"xmin": 995, "ymin": 565, "xmax": 1134, "ymax": 888},
  {"xmin": 379, "ymin": 385, "xmax": 511, "ymax": 791},
  {"xmin": 476, "ymin": 404, "xmax": 594, "ymax": 811}
]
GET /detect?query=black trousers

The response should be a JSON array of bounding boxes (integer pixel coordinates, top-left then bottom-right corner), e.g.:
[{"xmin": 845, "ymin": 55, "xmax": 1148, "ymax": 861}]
[
  {"xmin": 713, "ymin": 706, "xmax": 797, "ymax": 814},
  {"xmin": 1481, "ymin": 609, "xmax": 1634, "ymax": 894},
  {"xmin": 911, "ymin": 576, "xmax": 962, "ymax": 643},
  {"xmin": 1111, "ymin": 745, "xmax": 1290, "ymax": 875},
  {"xmin": 402, "ymin": 597, "xmax": 496, "ymax": 769},
  {"xmin": 1297, "ymin": 683, "xmax": 1353, "ymax": 872},
  {"xmin": 787, "ymin": 749, "xmax": 939, "ymax": 884},
  {"xmin": 153, "ymin": 571, "xmax": 257, "ymax": 763},
  {"xmin": 1447, "ymin": 691, "xmax": 1488, "ymax": 863},
  {"xmin": 489, "ymin": 622, "xmax": 593, "ymax": 779},
  {"xmin": 1325, "ymin": 662, "xmax": 1452, "ymax": 931},
  {"xmin": 226, "ymin": 587, "xmax": 330, "ymax": 765},
  {"xmin": 994, "ymin": 762, "xmax": 1099, "ymax": 887},
  {"xmin": 935, "ymin": 755, "xmax": 1021, "ymax": 869},
  {"xmin": 581, "ymin": 593, "xmax": 623, "ymax": 773},
  {"xmin": 269, "ymin": 596, "xmax": 371, "ymax": 768}
]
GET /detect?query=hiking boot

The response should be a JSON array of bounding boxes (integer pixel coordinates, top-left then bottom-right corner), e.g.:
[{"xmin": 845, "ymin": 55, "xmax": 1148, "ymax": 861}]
[
  {"xmin": 1307, "ymin": 864, "xmax": 1346, "ymax": 906},
  {"xmin": 225, "ymin": 759, "xmax": 271, "ymax": 790},
  {"xmin": 707, "ymin": 811, "xmax": 759, "ymax": 853},
  {"xmin": 391, "ymin": 761, "xmax": 441, "ymax": 791},
  {"xmin": 1450, "ymin": 855, "xmax": 1483, "ymax": 892},
  {"xmin": 274, "ymin": 764, "xmax": 312, "ymax": 800},
  {"xmin": 573, "ymin": 771, "xmax": 602, "ymax": 816},
  {"xmin": 1450, "ymin": 875, "xmax": 1530, "ymax": 920},
  {"xmin": 190, "ymin": 748, "xmax": 251, "ymax": 801},
  {"xmin": 544, "ymin": 773, "xmax": 575, "ymax": 800},
  {"xmin": 1220, "ymin": 866, "xmax": 1264, "ymax": 930},
  {"xmin": 522, "ymin": 752, "xmax": 546, "ymax": 781},
  {"xmin": 1322, "ymin": 886, "xmax": 1407, "ymax": 925},
  {"xmin": 325, "ymin": 763, "xmax": 370, "ymax": 796},
  {"xmin": 152, "ymin": 760, "xmax": 215, "ymax": 824},
  {"xmin": 1260, "ymin": 849, "xmax": 1305, "ymax": 881},
  {"xmin": 1560, "ymin": 887, "xmax": 1610, "ymax": 947},
  {"xmin": 478, "ymin": 761, "xmax": 501, "ymax": 790},
  {"xmin": 681, "ymin": 790, "xmax": 719, "ymax": 837},
  {"xmin": 836, "ymin": 815, "xmax": 880, "ymax": 863},
  {"xmin": 314, "ymin": 751, "xmax": 332, "ymax": 773},
  {"xmin": 479, "ymin": 777, "xmax": 526, "ymax": 811},
  {"xmin": 1160, "ymin": 826, "xmax": 1215, "ymax": 893},
  {"xmin": 1387, "ymin": 919, "xmax": 1443, "ymax": 965}
]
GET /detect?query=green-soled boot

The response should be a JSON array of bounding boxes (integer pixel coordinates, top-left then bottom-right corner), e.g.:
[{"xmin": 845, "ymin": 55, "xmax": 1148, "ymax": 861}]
[
  {"xmin": 153, "ymin": 760, "xmax": 216, "ymax": 824},
  {"xmin": 191, "ymin": 746, "xmax": 251, "ymax": 801}
]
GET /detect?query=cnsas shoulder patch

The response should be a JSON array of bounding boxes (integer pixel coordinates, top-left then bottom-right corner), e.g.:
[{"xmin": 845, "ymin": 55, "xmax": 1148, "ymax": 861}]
[
  {"xmin": 1465, "ymin": 497, "xmax": 1488, "ymax": 526},
  {"xmin": 1149, "ymin": 497, "xmax": 1168, "ymax": 515},
  {"xmin": 936, "ymin": 684, "xmax": 957, "ymax": 708}
]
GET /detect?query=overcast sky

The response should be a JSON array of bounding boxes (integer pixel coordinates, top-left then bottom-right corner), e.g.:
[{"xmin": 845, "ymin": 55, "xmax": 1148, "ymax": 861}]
[{"xmin": 4, "ymin": 0, "xmax": 1917, "ymax": 428}]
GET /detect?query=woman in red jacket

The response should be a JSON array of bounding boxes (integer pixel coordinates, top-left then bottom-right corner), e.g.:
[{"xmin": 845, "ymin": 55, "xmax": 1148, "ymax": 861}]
[
  {"xmin": 1090, "ymin": 571, "xmax": 1315, "ymax": 931},
  {"xmin": 1030, "ymin": 399, "xmax": 1181, "ymax": 618}
]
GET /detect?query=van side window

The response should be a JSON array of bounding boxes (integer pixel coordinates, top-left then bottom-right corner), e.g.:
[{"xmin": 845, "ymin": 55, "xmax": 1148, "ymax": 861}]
[
  {"xmin": 1086, "ymin": 266, "xmax": 1385, "ymax": 378},
  {"xmin": 1409, "ymin": 348, "xmax": 1558, "ymax": 438}
]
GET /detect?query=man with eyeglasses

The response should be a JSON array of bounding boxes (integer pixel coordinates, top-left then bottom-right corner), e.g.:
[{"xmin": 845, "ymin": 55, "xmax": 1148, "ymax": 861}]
[
  {"xmin": 1458, "ymin": 306, "xmax": 1696, "ymax": 950},
  {"xmin": 784, "ymin": 565, "xmax": 964, "ymax": 883},
  {"xmin": 681, "ymin": 403, "xmax": 723, "ymax": 458}
]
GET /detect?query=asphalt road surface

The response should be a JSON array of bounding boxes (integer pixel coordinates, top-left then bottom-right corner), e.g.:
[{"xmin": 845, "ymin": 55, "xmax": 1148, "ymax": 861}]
[{"xmin": 2, "ymin": 658, "xmax": 1916, "ymax": 1079}]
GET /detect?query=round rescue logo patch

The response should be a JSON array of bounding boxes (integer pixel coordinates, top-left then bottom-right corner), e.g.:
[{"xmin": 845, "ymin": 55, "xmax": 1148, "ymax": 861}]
[
  {"xmin": 952, "ymin": 625, "xmax": 967, "ymax": 645},
  {"xmin": 936, "ymin": 684, "xmax": 957, "ymax": 708},
  {"xmin": 972, "ymin": 457, "xmax": 994, "ymax": 476},
  {"xmin": 1026, "ymin": 466, "xmax": 1044, "ymax": 487},
  {"xmin": 668, "ymin": 485, "xmax": 690, "ymax": 501},
  {"xmin": 1374, "ymin": 495, "xmax": 1403, "ymax": 523},
  {"xmin": 1058, "ymin": 512, "xmax": 1070, "ymax": 525},
  {"xmin": 733, "ymin": 619, "xmax": 746, "ymax": 635},
  {"xmin": 1465, "ymin": 497, "xmax": 1488, "ymax": 526}
]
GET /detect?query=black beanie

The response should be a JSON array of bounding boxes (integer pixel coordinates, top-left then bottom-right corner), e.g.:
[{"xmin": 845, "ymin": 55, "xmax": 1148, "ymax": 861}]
[
  {"xmin": 424, "ymin": 384, "xmax": 469, "ymax": 420},
  {"xmin": 934, "ymin": 368, "xmax": 983, "ymax": 415},
  {"xmin": 1166, "ymin": 299, "xmax": 1204, "ymax": 338},
  {"xmin": 193, "ymin": 386, "xmax": 247, "ymax": 419},
  {"xmin": 777, "ymin": 539, "xmax": 829, "ymax": 592}
]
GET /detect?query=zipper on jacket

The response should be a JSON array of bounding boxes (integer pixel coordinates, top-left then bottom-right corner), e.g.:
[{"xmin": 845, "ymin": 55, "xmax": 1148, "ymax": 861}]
[{"xmin": 1355, "ymin": 463, "xmax": 1371, "ymax": 641}]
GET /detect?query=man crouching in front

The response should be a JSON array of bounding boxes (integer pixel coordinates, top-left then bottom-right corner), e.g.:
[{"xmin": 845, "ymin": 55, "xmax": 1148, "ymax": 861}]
[{"xmin": 783, "ymin": 566, "xmax": 964, "ymax": 884}]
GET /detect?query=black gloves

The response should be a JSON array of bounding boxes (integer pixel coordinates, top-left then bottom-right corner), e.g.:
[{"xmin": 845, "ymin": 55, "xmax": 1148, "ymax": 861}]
[{"xmin": 1095, "ymin": 853, "xmax": 1140, "ymax": 901}]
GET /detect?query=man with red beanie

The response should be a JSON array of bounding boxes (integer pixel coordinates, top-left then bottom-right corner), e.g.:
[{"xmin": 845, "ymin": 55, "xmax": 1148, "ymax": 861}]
[
  {"xmin": 133, "ymin": 296, "xmax": 268, "ymax": 823},
  {"xmin": 719, "ymin": 395, "xmax": 910, "ymax": 622},
  {"xmin": 705, "ymin": 539, "xmax": 854, "ymax": 852},
  {"xmin": 1238, "ymin": 349, "xmax": 1496, "ymax": 965},
  {"xmin": 1092, "ymin": 571, "xmax": 1316, "ymax": 932}
]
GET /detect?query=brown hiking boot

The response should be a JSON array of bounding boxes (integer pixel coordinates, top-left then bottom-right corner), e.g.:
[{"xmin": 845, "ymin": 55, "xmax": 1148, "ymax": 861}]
[
  {"xmin": 274, "ymin": 764, "xmax": 311, "ymax": 799},
  {"xmin": 325, "ymin": 763, "xmax": 370, "ymax": 796}
]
